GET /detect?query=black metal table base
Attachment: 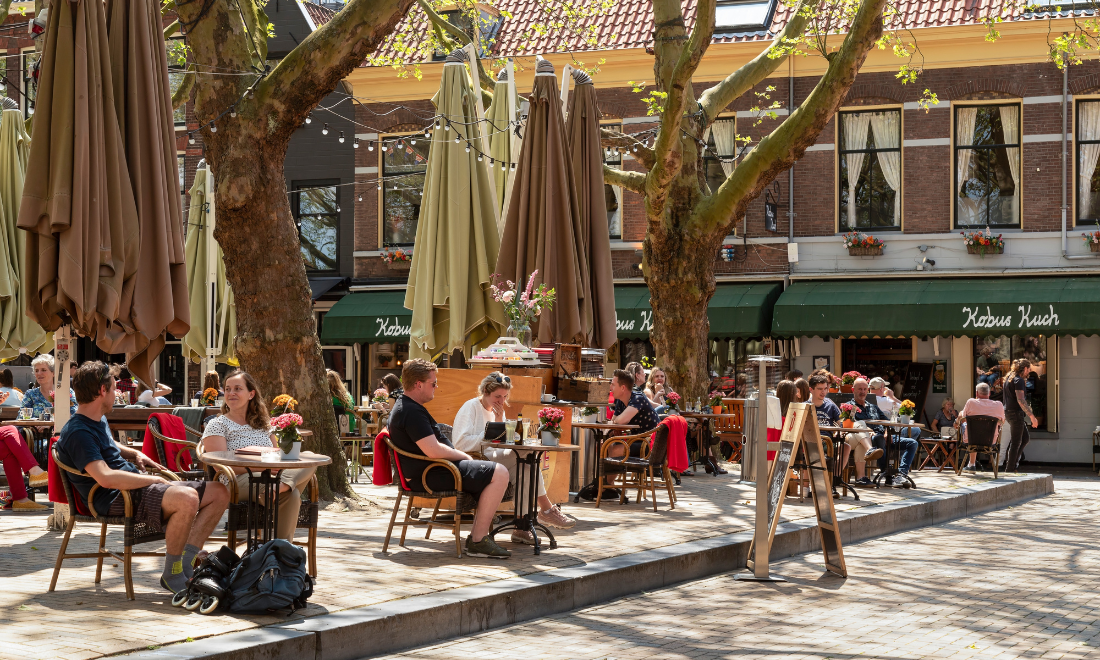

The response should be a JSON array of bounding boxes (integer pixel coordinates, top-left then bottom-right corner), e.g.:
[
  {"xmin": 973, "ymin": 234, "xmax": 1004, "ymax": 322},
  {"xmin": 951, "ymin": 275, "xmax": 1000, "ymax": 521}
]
[
  {"xmin": 574, "ymin": 429, "xmax": 612, "ymax": 503},
  {"xmin": 491, "ymin": 448, "xmax": 555, "ymax": 555},
  {"xmin": 244, "ymin": 467, "xmax": 282, "ymax": 555},
  {"xmin": 829, "ymin": 438, "xmax": 860, "ymax": 500},
  {"xmin": 871, "ymin": 431, "xmax": 917, "ymax": 489}
]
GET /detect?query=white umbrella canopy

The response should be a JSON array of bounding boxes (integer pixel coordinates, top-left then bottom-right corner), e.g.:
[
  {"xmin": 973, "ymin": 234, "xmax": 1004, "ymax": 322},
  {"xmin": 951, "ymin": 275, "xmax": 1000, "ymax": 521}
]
[
  {"xmin": 0, "ymin": 104, "xmax": 53, "ymax": 360},
  {"xmin": 182, "ymin": 165, "xmax": 236, "ymax": 366}
]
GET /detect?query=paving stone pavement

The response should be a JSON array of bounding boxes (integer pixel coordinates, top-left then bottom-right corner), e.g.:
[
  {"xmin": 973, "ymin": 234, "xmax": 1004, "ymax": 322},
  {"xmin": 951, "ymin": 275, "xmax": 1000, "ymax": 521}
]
[
  {"xmin": 376, "ymin": 474, "xmax": 1100, "ymax": 660},
  {"xmin": 0, "ymin": 465, "xmax": 1013, "ymax": 660}
]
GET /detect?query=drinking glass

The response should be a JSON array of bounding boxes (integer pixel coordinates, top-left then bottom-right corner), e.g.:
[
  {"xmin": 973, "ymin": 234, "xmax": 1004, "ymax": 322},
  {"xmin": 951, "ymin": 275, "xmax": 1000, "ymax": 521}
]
[{"xmin": 505, "ymin": 419, "xmax": 518, "ymax": 444}]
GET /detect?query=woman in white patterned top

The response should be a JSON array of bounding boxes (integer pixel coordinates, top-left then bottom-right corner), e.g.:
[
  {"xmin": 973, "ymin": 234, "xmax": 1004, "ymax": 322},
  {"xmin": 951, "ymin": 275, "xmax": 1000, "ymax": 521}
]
[{"xmin": 199, "ymin": 371, "xmax": 316, "ymax": 541}]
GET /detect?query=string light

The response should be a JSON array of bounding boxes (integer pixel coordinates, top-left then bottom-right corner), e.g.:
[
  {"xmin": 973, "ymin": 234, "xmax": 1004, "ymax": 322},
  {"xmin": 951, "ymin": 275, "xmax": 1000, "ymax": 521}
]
[
  {"xmin": 454, "ymin": 136, "xmax": 460, "ymax": 144},
  {"xmin": 465, "ymin": 142, "xmax": 471, "ymax": 153},
  {"xmin": 189, "ymin": 136, "xmax": 195, "ymax": 145},
  {"xmin": 381, "ymin": 142, "xmax": 388, "ymax": 151},
  {"xmin": 209, "ymin": 123, "xmax": 216, "ymax": 133},
  {"xmin": 322, "ymin": 123, "xmax": 329, "ymax": 135},
  {"xmin": 339, "ymin": 131, "xmax": 345, "ymax": 143},
  {"xmin": 229, "ymin": 107, "xmax": 237, "ymax": 118},
  {"xmin": 354, "ymin": 138, "xmax": 359, "ymax": 148},
  {"xmin": 358, "ymin": 194, "xmax": 363, "ymax": 201},
  {"xmin": 305, "ymin": 114, "xmax": 312, "ymax": 124},
  {"xmin": 477, "ymin": 154, "xmax": 483, "ymax": 161},
  {"xmin": 368, "ymin": 141, "xmax": 374, "ymax": 151}
]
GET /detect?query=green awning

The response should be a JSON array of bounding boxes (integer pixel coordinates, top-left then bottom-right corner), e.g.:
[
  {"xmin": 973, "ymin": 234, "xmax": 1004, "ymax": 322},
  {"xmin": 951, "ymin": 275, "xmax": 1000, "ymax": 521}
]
[
  {"xmin": 319, "ymin": 291, "xmax": 411, "ymax": 344},
  {"xmin": 771, "ymin": 278, "xmax": 1100, "ymax": 338},
  {"xmin": 615, "ymin": 282, "xmax": 783, "ymax": 340}
]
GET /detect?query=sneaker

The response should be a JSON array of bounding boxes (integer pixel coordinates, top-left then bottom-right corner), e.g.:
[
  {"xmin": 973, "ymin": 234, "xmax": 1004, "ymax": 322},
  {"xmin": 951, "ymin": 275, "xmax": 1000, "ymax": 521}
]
[
  {"xmin": 854, "ymin": 477, "xmax": 872, "ymax": 486},
  {"xmin": 864, "ymin": 448, "xmax": 884, "ymax": 461},
  {"xmin": 510, "ymin": 530, "xmax": 536, "ymax": 545},
  {"xmin": 27, "ymin": 472, "xmax": 48, "ymax": 488},
  {"xmin": 538, "ymin": 505, "xmax": 577, "ymax": 529},
  {"xmin": 963, "ymin": 464, "xmax": 977, "ymax": 472},
  {"xmin": 893, "ymin": 476, "xmax": 909, "ymax": 488},
  {"xmin": 465, "ymin": 535, "xmax": 512, "ymax": 559}
]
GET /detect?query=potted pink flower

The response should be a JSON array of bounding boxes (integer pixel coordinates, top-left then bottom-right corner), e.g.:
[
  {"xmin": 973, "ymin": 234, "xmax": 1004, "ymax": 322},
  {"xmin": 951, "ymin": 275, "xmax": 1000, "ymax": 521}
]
[
  {"xmin": 666, "ymin": 391, "xmax": 682, "ymax": 413},
  {"xmin": 272, "ymin": 413, "xmax": 305, "ymax": 459},
  {"xmin": 537, "ymin": 406, "xmax": 565, "ymax": 446},
  {"xmin": 839, "ymin": 402, "xmax": 862, "ymax": 429}
]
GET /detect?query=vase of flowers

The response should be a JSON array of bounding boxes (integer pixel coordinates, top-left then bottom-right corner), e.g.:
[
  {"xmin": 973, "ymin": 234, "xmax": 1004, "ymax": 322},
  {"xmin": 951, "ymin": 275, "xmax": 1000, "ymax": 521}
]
[
  {"xmin": 709, "ymin": 391, "xmax": 724, "ymax": 414},
  {"xmin": 200, "ymin": 387, "xmax": 219, "ymax": 407},
  {"xmin": 843, "ymin": 231, "xmax": 885, "ymax": 256},
  {"xmin": 272, "ymin": 413, "xmax": 304, "ymax": 459},
  {"xmin": 839, "ymin": 402, "xmax": 862, "ymax": 428},
  {"xmin": 898, "ymin": 399, "xmax": 916, "ymax": 425},
  {"xmin": 666, "ymin": 391, "xmax": 682, "ymax": 413},
  {"xmin": 371, "ymin": 388, "xmax": 388, "ymax": 409},
  {"xmin": 271, "ymin": 394, "xmax": 297, "ymax": 416},
  {"xmin": 840, "ymin": 371, "xmax": 864, "ymax": 394},
  {"xmin": 581, "ymin": 406, "xmax": 600, "ymax": 424},
  {"xmin": 538, "ymin": 406, "xmax": 564, "ymax": 445},
  {"xmin": 961, "ymin": 227, "xmax": 1005, "ymax": 257},
  {"xmin": 490, "ymin": 270, "xmax": 556, "ymax": 350},
  {"xmin": 1082, "ymin": 226, "xmax": 1100, "ymax": 252}
]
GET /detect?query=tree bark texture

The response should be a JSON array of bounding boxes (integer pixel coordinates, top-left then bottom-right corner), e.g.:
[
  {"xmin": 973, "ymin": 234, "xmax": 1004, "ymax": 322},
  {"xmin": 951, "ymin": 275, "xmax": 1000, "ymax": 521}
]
[
  {"xmin": 174, "ymin": 0, "xmax": 415, "ymax": 499},
  {"xmin": 635, "ymin": 0, "xmax": 887, "ymax": 400}
]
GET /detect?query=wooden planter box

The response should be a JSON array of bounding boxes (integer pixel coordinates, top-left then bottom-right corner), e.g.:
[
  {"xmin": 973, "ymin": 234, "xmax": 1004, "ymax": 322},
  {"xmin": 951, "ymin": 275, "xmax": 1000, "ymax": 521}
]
[
  {"xmin": 385, "ymin": 260, "xmax": 412, "ymax": 270},
  {"xmin": 1090, "ymin": 242, "xmax": 1100, "ymax": 253},
  {"xmin": 847, "ymin": 245, "xmax": 883, "ymax": 256},
  {"xmin": 966, "ymin": 244, "xmax": 1004, "ymax": 255},
  {"xmin": 557, "ymin": 377, "xmax": 612, "ymax": 404}
]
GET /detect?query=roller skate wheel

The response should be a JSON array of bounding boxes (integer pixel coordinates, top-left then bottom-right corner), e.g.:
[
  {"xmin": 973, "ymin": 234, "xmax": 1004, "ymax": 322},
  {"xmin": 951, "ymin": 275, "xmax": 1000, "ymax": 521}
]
[
  {"xmin": 171, "ymin": 591, "xmax": 189, "ymax": 607},
  {"xmin": 184, "ymin": 593, "xmax": 204, "ymax": 611},
  {"xmin": 198, "ymin": 596, "xmax": 219, "ymax": 615}
]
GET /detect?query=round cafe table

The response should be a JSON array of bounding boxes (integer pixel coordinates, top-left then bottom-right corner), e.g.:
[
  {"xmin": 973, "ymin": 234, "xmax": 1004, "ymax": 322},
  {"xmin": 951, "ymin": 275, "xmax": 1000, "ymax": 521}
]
[
  {"xmin": 200, "ymin": 450, "xmax": 331, "ymax": 553},
  {"xmin": 488, "ymin": 442, "xmax": 581, "ymax": 555},
  {"xmin": 869, "ymin": 420, "xmax": 924, "ymax": 489}
]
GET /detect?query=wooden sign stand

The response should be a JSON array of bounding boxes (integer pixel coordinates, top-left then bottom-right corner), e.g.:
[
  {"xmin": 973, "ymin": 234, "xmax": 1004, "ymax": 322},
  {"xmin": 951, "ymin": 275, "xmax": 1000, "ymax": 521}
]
[{"xmin": 745, "ymin": 401, "xmax": 847, "ymax": 578}]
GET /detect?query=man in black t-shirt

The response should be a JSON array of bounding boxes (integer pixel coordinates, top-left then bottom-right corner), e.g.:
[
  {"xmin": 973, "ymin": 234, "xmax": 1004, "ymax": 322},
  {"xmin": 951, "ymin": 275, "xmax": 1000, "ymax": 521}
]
[
  {"xmin": 387, "ymin": 359, "xmax": 511, "ymax": 558},
  {"xmin": 54, "ymin": 362, "xmax": 229, "ymax": 594},
  {"xmin": 1003, "ymin": 359, "xmax": 1038, "ymax": 471}
]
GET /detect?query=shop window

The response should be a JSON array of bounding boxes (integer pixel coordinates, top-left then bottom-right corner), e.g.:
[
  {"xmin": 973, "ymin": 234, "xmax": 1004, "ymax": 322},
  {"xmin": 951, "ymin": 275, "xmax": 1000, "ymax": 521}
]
[
  {"xmin": 955, "ymin": 104, "xmax": 1021, "ymax": 228},
  {"xmin": 293, "ymin": 182, "xmax": 339, "ymax": 272},
  {"xmin": 21, "ymin": 49, "xmax": 39, "ymax": 118},
  {"xmin": 603, "ymin": 121, "xmax": 623, "ymax": 239},
  {"xmin": 1076, "ymin": 100, "xmax": 1100, "ymax": 226},
  {"xmin": 839, "ymin": 109, "xmax": 901, "ymax": 230},
  {"xmin": 703, "ymin": 118, "xmax": 737, "ymax": 236},
  {"xmin": 366, "ymin": 342, "xmax": 409, "ymax": 400},
  {"xmin": 381, "ymin": 133, "xmax": 429, "ymax": 247},
  {"xmin": 974, "ymin": 336, "xmax": 1050, "ymax": 431}
]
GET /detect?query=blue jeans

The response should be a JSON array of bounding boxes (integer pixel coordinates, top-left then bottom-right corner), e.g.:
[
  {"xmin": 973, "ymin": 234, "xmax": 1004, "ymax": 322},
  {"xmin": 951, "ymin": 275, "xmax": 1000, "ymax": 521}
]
[{"xmin": 877, "ymin": 434, "xmax": 919, "ymax": 475}]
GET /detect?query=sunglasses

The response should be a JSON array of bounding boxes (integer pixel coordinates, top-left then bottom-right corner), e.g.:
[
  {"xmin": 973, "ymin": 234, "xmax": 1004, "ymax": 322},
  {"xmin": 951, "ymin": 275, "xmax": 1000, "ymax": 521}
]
[{"xmin": 490, "ymin": 374, "xmax": 511, "ymax": 384}]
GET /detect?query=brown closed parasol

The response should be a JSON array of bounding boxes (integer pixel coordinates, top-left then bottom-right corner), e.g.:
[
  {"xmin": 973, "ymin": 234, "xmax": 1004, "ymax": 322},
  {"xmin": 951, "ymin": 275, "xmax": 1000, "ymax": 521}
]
[{"xmin": 496, "ymin": 59, "xmax": 589, "ymax": 345}]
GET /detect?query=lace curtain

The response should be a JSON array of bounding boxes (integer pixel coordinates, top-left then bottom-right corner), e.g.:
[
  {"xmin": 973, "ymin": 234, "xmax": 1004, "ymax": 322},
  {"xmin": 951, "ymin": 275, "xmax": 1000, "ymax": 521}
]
[
  {"xmin": 843, "ymin": 113, "xmax": 871, "ymax": 228},
  {"xmin": 955, "ymin": 107, "xmax": 979, "ymax": 225},
  {"xmin": 1079, "ymin": 102, "xmax": 1100, "ymax": 222},
  {"xmin": 708, "ymin": 120, "xmax": 738, "ymax": 177},
  {"xmin": 870, "ymin": 112, "xmax": 901, "ymax": 225},
  {"xmin": 999, "ymin": 105, "xmax": 1021, "ymax": 225}
]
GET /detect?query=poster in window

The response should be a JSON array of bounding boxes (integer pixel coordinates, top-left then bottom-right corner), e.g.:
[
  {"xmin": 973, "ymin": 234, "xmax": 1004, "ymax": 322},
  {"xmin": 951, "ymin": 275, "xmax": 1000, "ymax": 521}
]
[
  {"xmin": 813, "ymin": 356, "xmax": 830, "ymax": 372},
  {"xmin": 932, "ymin": 360, "xmax": 947, "ymax": 394}
]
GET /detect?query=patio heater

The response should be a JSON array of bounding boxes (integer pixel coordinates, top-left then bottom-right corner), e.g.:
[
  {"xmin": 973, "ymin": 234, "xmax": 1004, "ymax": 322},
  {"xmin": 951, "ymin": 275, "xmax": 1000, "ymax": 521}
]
[{"xmin": 737, "ymin": 354, "xmax": 785, "ymax": 582}]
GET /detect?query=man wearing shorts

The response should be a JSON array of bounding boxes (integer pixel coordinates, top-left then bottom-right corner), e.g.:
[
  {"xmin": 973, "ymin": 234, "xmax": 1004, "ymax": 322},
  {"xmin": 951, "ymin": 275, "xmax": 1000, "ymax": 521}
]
[
  {"xmin": 387, "ymin": 359, "xmax": 511, "ymax": 558},
  {"xmin": 55, "ymin": 361, "xmax": 229, "ymax": 593}
]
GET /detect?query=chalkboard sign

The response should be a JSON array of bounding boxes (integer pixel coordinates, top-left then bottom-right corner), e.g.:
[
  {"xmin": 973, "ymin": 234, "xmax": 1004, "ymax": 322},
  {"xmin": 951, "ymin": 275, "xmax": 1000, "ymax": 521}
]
[
  {"xmin": 903, "ymin": 362, "xmax": 934, "ymax": 424},
  {"xmin": 766, "ymin": 440, "xmax": 794, "ymax": 530}
]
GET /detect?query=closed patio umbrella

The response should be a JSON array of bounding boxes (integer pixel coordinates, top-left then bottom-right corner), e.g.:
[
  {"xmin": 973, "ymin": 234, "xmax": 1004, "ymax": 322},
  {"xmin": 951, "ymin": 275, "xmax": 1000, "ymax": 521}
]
[
  {"xmin": 497, "ymin": 58, "xmax": 589, "ymax": 345},
  {"xmin": 565, "ymin": 69, "xmax": 617, "ymax": 350},
  {"xmin": 485, "ymin": 67, "xmax": 519, "ymax": 230},
  {"xmin": 404, "ymin": 49, "xmax": 506, "ymax": 359},
  {"xmin": 183, "ymin": 163, "xmax": 236, "ymax": 367},
  {"xmin": 0, "ymin": 102, "xmax": 52, "ymax": 359}
]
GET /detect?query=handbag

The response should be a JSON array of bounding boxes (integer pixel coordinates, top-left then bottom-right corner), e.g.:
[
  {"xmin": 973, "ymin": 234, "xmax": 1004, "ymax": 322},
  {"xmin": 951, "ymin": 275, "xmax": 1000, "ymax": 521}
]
[{"xmin": 484, "ymin": 421, "xmax": 507, "ymax": 443}]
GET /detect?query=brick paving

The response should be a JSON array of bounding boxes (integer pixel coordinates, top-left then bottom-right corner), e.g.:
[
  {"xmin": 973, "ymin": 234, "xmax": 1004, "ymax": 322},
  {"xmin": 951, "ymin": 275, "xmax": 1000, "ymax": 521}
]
[
  {"xmin": 378, "ymin": 474, "xmax": 1098, "ymax": 660},
  {"xmin": 0, "ymin": 465, "xmax": 1011, "ymax": 660}
]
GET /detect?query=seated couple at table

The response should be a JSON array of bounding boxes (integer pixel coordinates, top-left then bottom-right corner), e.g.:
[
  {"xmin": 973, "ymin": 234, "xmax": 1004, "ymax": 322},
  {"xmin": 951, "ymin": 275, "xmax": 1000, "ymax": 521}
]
[{"xmin": 54, "ymin": 362, "xmax": 231, "ymax": 594}]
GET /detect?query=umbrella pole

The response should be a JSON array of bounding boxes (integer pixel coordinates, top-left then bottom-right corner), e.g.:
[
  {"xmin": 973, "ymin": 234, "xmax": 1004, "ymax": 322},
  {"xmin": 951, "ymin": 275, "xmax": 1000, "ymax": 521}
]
[
  {"xmin": 204, "ymin": 164, "xmax": 217, "ymax": 376},
  {"xmin": 50, "ymin": 326, "xmax": 72, "ymax": 529}
]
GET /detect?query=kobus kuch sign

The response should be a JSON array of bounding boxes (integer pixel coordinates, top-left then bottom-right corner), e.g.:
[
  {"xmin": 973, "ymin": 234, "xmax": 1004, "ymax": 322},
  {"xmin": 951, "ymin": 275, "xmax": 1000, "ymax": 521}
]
[
  {"xmin": 962, "ymin": 305, "xmax": 1060, "ymax": 330},
  {"xmin": 373, "ymin": 316, "xmax": 411, "ymax": 338}
]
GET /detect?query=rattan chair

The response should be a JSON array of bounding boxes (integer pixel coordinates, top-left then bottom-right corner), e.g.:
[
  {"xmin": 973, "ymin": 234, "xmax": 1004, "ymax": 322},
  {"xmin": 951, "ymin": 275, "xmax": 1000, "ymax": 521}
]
[
  {"xmin": 595, "ymin": 430, "xmax": 675, "ymax": 509},
  {"xmin": 715, "ymin": 399, "xmax": 744, "ymax": 463},
  {"xmin": 146, "ymin": 416, "xmax": 205, "ymax": 481},
  {"xmin": 954, "ymin": 415, "xmax": 1002, "ymax": 478},
  {"xmin": 380, "ymin": 435, "xmax": 470, "ymax": 557},
  {"xmin": 49, "ymin": 446, "xmax": 181, "ymax": 600}
]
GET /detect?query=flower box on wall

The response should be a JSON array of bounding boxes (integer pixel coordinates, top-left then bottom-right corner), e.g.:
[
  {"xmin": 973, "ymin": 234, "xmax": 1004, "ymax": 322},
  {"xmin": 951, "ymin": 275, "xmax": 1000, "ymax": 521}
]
[
  {"xmin": 386, "ymin": 260, "xmax": 412, "ymax": 271},
  {"xmin": 961, "ymin": 229, "xmax": 1004, "ymax": 258},
  {"xmin": 847, "ymin": 245, "xmax": 884, "ymax": 257},
  {"xmin": 966, "ymin": 244, "xmax": 1004, "ymax": 256},
  {"xmin": 842, "ymin": 231, "xmax": 885, "ymax": 257}
]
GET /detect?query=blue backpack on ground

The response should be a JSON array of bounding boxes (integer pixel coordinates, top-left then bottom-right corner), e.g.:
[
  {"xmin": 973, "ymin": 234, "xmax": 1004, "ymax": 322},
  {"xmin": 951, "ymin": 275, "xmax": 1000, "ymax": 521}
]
[{"xmin": 227, "ymin": 539, "xmax": 313, "ymax": 613}]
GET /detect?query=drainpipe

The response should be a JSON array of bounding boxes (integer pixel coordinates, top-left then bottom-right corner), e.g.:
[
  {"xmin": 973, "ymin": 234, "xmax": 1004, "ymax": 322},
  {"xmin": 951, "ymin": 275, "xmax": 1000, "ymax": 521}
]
[
  {"xmin": 788, "ymin": 59, "xmax": 795, "ymax": 245},
  {"xmin": 1061, "ymin": 51, "xmax": 1095, "ymax": 260}
]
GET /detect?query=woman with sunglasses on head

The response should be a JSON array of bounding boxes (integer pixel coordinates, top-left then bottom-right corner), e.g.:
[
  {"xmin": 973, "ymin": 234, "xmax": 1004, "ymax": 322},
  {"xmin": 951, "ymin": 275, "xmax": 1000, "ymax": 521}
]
[{"xmin": 451, "ymin": 371, "xmax": 577, "ymax": 544}]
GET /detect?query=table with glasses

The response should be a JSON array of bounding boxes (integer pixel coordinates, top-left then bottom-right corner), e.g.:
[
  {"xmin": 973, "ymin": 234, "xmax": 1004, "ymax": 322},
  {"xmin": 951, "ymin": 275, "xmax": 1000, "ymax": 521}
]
[
  {"xmin": 199, "ymin": 450, "xmax": 331, "ymax": 553},
  {"xmin": 818, "ymin": 426, "xmax": 871, "ymax": 500},
  {"xmin": 871, "ymin": 420, "xmax": 925, "ymax": 488},
  {"xmin": 571, "ymin": 422, "xmax": 638, "ymax": 502},
  {"xmin": 489, "ymin": 442, "xmax": 580, "ymax": 555}
]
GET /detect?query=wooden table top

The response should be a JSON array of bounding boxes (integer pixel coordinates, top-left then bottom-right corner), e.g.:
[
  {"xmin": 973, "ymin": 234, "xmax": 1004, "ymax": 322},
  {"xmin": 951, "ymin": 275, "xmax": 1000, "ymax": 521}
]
[
  {"xmin": 572, "ymin": 422, "xmax": 638, "ymax": 430},
  {"xmin": 680, "ymin": 412, "xmax": 739, "ymax": 419},
  {"xmin": 500, "ymin": 443, "xmax": 581, "ymax": 453},
  {"xmin": 199, "ymin": 450, "xmax": 332, "ymax": 469},
  {"xmin": 874, "ymin": 420, "xmax": 926, "ymax": 429},
  {"xmin": 3, "ymin": 419, "xmax": 56, "ymax": 427}
]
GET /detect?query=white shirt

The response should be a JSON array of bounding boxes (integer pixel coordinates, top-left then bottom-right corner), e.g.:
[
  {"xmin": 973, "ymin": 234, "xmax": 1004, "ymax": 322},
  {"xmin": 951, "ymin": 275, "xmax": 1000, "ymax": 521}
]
[
  {"xmin": 201, "ymin": 415, "xmax": 274, "ymax": 451},
  {"xmin": 451, "ymin": 397, "xmax": 495, "ymax": 453}
]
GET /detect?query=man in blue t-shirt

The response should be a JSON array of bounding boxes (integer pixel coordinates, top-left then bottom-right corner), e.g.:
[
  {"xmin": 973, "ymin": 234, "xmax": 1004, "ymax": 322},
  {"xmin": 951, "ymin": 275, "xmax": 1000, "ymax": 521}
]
[{"xmin": 55, "ymin": 362, "xmax": 229, "ymax": 594}]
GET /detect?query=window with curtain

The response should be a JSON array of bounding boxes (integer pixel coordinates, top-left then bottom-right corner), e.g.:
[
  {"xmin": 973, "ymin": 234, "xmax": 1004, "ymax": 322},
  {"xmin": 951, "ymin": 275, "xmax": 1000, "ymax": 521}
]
[
  {"xmin": 381, "ymin": 133, "xmax": 429, "ymax": 246},
  {"xmin": 955, "ymin": 104, "xmax": 1021, "ymax": 228},
  {"xmin": 603, "ymin": 122, "xmax": 623, "ymax": 239},
  {"xmin": 838, "ymin": 109, "xmax": 902, "ymax": 229},
  {"xmin": 703, "ymin": 118, "xmax": 737, "ymax": 235},
  {"xmin": 1076, "ymin": 100, "xmax": 1100, "ymax": 225},
  {"xmin": 293, "ymin": 182, "xmax": 339, "ymax": 272}
]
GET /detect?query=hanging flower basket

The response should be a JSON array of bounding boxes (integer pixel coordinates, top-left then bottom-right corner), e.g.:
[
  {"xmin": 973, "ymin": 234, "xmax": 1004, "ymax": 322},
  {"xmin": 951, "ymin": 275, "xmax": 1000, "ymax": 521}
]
[
  {"xmin": 382, "ymin": 248, "xmax": 413, "ymax": 270},
  {"xmin": 386, "ymin": 260, "xmax": 412, "ymax": 271},
  {"xmin": 842, "ymin": 231, "xmax": 885, "ymax": 257},
  {"xmin": 961, "ymin": 229, "xmax": 1005, "ymax": 258},
  {"xmin": 966, "ymin": 244, "xmax": 1004, "ymax": 256},
  {"xmin": 1082, "ymin": 228, "xmax": 1100, "ymax": 252}
]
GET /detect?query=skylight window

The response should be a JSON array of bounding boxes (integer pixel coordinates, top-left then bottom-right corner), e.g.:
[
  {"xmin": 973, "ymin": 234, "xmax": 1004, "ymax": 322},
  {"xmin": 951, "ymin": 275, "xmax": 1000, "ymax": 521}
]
[{"xmin": 715, "ymin": 0, "xmax": 774, "ymax": 29}]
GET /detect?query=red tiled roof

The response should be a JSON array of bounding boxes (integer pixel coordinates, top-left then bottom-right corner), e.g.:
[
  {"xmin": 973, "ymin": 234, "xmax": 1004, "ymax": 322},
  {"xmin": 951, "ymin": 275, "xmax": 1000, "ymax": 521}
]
[
  {"xmin": 302, "ymin": 2, "xmax": 337, "ymax": 29},
  {"xmin": 370, "ymin": 0, "xmax": 1070, "ymax": 63}
]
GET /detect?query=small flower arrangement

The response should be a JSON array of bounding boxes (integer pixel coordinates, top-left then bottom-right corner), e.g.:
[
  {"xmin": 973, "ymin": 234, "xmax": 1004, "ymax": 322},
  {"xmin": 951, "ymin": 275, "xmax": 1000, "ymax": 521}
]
[
  {"xmin": 489, "ymin": 270, "xmax": 556, "ymax": 328},
  {"xmin": 381, "ymin": 248, "xmax": 412, "ymax": 264},
  {"xmin": 898, "ymin": 400, "xmax": 916, "ymax": 417},
  {"xmin": 841, "ymin": 371, "xmax": 864, "ymax": 387},
  {"xmin": 580, "ymin": 406, "xmax": 600, "ymax": 417},
  {"xmin": 271, "ymin": 413, "xmax": 304, "ymax": 454},
  {"xmin": 828, "ymin": 372, "xmax": 842, "ymax": 389},
  {"xmin": 538, "ymin": 406, "xmax": 565, "ymax": 437},
  {"xmin": 1082, "ymin": 225, "xmax": 1100, "ymax": 250},
  {"xmin": 839, "ymin": 402, "xmax": 862, "ymax": 420},
  {"xmin": 843, "ymin": 231, "xmax": 885, "ymax": 250},
  {"xmin": 708, "ymin": 390, "xmax": 724, "ymax": 407},
  {"xmin": 961, "ymin": 227, "xmax": 1004, "ymax": 257},
  {"xmin": 200, "ymin": 387, "xmax": 219, "ymax": 407},
  {"xmin": 666, "ymin": 391, "xmax": 682, "ymax": 411},
  {"xmin": 372, "ymin": 388, "xmax": 388, "ymax": 404},
  {"xmin": 271, "ymin": 394, "xmax": 298, "ymax": 416}
]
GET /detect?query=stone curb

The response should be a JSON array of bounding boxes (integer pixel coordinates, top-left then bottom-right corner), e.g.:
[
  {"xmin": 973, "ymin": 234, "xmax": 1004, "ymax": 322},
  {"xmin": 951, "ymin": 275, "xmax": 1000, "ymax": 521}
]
[{"xmin": 119, "ymin": 473, "xmax": 1053, "ymax": 660}]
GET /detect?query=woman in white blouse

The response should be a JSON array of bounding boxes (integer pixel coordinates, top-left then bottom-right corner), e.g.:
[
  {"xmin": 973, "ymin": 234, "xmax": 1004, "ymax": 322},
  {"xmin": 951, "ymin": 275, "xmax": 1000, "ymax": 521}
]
[
  {"xmin": 199, "ymin": 371, "xmax": 316, "ymax": 542},
  {"xmin": 451, "ymin": 372, "xmax": 576, "ymax": 543}
]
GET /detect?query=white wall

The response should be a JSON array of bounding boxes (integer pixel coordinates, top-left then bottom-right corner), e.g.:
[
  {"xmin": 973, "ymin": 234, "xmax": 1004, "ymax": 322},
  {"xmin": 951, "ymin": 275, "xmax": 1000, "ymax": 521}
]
[
  {"xmin": 1027, "ymin": 335, "xmax": 1100, "ymax": 463},
  {"xmin": 791, "ymin": 337, "xmax": 834, "ymax": 376},
  {"xmin": 914, "ymin": 336, "xmax": 952, "ymax": 424}
]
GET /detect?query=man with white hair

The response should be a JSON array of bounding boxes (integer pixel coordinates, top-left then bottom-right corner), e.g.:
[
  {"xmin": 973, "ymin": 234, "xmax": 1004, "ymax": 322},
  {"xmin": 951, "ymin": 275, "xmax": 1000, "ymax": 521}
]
[
  {"xmin": 957, "ymin": 382, "xmax": 1006, "ymax": 471},
  {"xmin": 870, "ymin": 377, "xmax": 920, "ymax": 442},
  {"xmin": 853, "ymin": 378, "xmax": 918, "ymax": 487}
]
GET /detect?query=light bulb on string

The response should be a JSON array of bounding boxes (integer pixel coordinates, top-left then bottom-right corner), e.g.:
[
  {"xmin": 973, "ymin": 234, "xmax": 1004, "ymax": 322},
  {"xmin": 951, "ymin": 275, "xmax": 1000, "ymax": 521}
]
[
  {"xmin": 354, "ymin": 138, "xmax": 360, "ymax": 149},
  {"xmin": 305, "ymin": 114, "xmax": 312, "ymax": 124},
  {"xmin": 424, "ymin": 129, "xmax": 431, "ymax": 138},
  {"xmin": 230, "ymin": 107, "xmax": 237, "ymax": 118},
  {"xmin": 377, "ymin": 182, "xmax": 382, "ymax": 190},
  {"xmin": 189, "ymin": 135, "xmax": 195, "ymax": 145},
  {"xmin": 381, "ymin": 142, "xmax": 388, "ymax": 152},
  {"xmin": 322, "ymin": 123, "xmax": 329, "ymax": 135},
  {"xmin": 500, "ymin": 162, "xmax": 506, "ymax": 171},
  {"xmin": 339, "ymin": 132, "xmax": 345, "ymax": 143},
  {"xmin": 465, "ymin": 143, "xmax": 471, "ymax": 153},
  {"xmin": 509, "ymin": 163, "xmax": 516, "ymax": 171},
  {"xmin": 454, "ymin": 136, "xmax": 460, "ymax": 144},
  {"xmin": 368, "ymin": 141, "xmax": 374, "ymax": 151},
  {"xmin": 336, "ymin": 205, "xmax": 341, "ymax": 212},
  {"xmin": 210, "ymin": 122, "xmax": 216, "ymax": 133},
  {"xmin": 410, "ymin": 137, "xmax": 416, "ymax": 145},
  {"xmin": 477, "ymin": 154, "xmax": 483, "ymax": 161},
  {"xmin": 358, "ymin": 194, "xmax": 363, "ymax": 202}
]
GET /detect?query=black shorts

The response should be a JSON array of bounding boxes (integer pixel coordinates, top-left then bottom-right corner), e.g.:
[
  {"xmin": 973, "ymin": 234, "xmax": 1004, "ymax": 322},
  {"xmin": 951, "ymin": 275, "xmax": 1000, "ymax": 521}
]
[
  {"xmin": 107, "ymin": 480, "xmax": 207, "ymax": 533},
  {"xmin": 421, "ymin": 459, "xmax": 497, "ymax": 495}
]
